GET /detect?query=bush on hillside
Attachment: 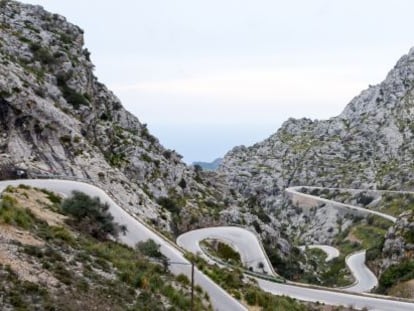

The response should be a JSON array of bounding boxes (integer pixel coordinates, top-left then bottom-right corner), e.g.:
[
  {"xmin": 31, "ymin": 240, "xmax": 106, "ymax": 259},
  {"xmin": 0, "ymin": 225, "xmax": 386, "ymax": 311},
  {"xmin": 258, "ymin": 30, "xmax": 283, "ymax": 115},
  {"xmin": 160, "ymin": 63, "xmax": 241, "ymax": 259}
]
[
  {"xmin": 378, "ymin": 260, "xmax": 414, "ymax": 293},
  {"xmin": 136, "ymin": 239, "xmax": 164, "ymax": 259},
  {"xmin": 61, "ymin": 191, "xmax": 126, "ymax": 240}
]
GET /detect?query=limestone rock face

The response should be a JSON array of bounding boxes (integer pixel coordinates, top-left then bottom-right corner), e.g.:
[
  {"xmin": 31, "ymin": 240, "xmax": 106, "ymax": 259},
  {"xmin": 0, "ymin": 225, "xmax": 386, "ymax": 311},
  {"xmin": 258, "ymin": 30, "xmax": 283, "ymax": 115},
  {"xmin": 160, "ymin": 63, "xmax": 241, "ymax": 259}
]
[
  {"xmin": 218, "ymin": 47, "xmax": 414, "ymax": 243},
  {"xmin": 0, "ymin": 0, "xmax": 231, "ymax": 235},
  {"xmin": 379, "ymin": 211, "xmax": 414, "ymax": 272}
]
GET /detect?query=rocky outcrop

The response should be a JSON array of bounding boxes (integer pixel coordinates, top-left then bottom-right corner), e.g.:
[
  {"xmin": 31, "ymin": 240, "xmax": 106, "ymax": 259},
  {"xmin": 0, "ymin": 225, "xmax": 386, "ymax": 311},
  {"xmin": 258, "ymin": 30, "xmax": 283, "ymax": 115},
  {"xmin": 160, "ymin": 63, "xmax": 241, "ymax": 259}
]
[
  {"xmin": 380, "ymin": 211, "xmax": 414, "ymax": 271},
  {"xmin": 218, "ymin": 47, "xmax": 414, "ymax": 243},
  {"xmin": 0, "ymin": 0, "xmax": 235, "ymax": 235}
]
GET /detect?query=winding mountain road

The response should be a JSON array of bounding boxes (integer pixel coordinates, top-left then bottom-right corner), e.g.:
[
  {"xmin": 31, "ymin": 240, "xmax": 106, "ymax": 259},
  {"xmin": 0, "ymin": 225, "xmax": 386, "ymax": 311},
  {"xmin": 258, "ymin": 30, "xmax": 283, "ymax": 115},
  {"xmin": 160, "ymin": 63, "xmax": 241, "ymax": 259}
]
[
  {"xmin": 177, "ymin": 226, "xmax": 274, "ymax": 275},
  {"xmin": 345, "ymin": 250, "xmax": 378, "ymax": 293},
  {"xmin": 177, "ymin": 228, "xmax": 378, "ymax": 293},
  {"xmin": 256, "ymin": 279, "xmax": 414, "ymax": 311},
  {"xmin": 297, "ymin": 246, "xmax": 377, "ymax": 292},
  {"xmin": 285, "ymin": 186, "xmax": 397, "ymax": 222},
  {"xmin": 0, "ymin": 179, "xmax": 247, "ymax": 311},
  {"xmin": 178, "ymin": 186, "xmax": 414, "ymax": 310},
  {"xmin": 2, "ymin": 179, "xmax": 414, "ymax": 310},
  {"xmin": 176, "ymin": 223, "xmax": 414, "ymax": 310}
]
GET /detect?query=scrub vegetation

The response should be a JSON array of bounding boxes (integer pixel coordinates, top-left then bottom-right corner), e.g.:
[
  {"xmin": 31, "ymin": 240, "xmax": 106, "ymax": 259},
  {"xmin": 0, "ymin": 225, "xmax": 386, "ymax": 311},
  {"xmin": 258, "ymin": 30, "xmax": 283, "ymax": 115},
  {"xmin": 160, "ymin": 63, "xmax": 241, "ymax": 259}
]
[
  {"xmin": 200, "ymin": 239, "xmax": 242, "ymax": 266},
  {"xmin": 185, "ymin": 252, "xmax": 358, "ymax": 311},
  {"xmin": 0, "ymin": 185, "xmax": 211, "ymax": 311}
]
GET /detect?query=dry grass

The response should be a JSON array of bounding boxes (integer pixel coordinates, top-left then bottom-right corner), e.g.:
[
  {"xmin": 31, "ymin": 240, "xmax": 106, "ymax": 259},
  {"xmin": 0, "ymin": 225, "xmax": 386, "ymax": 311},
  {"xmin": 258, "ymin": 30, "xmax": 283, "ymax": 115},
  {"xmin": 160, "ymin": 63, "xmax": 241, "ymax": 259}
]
[
  {"xmin": 4, "ymin": 187, "xmax": 66, "ymax": 226},
  {"xmin": 389, "ymin": 279, "xmax": 414, "ymax": 298},
  {"xmin": 345, "ymin": 228, "xmax": 362, "ymax": 244},
  {"xmin": 0, "ymin": 187, "xmax": 63, "ymax": 287}
]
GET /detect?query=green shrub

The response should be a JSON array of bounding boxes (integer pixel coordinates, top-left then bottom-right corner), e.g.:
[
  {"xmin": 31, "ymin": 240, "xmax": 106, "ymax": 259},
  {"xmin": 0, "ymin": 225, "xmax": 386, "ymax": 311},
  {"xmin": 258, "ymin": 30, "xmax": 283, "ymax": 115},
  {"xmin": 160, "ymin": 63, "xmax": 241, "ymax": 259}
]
[
  {"xmin": 0, "ymin": 195, "xmax": 34, "ymax": 229},
  {"xmin": 30, "ymin": 43, "xmax": 57, "ymax": 65},
  {"xmin": 244, "ymin": 288, "xmax": 258, "ymax": 305},
  {"xmin": 176, "ymin": 273, "xmax": 190, "ymax": 285},
  {"xmin": 354, "ymin": 225, "xmax": 386, "ymax": 249},
  {"xmin": 107, "ymin": 153, "xmax": 126, "ymax": 167},
  {"xmin": 23, "ymin": 245, "xmax": 43, "ymax": 258},
  {"xmin": 366, "ymin": 241, "xmax": 383, "ymax": 262},
  {"xmin": 61, "ymin": 87, "xmax": 89, "ymax": 109},
  {"xmin": 178, "ymin": 178, "xmax": 187, "ymax": 189},
  {"xmin": 216, "ymin": 242, "xmax": 241, "ymax": 263},
  {"xmin": 50, "ymin": 226, "xmax": 76, "ymax": 245},
  {"xmin": 378, "ymin": 260, "xmax": 414, "ymax": 293},
  {"xmin": 57, "ymin": 76, "xmax": 89, "ymax": 109},
  {"xmin": 61, "ymin": 191, "xmax": 125, "ymax": 240},
  {"xmin": 136, "ymin": 239, "xmax": 165, "ymax": 259},
  {"xmin": 17, "ymin": 184, "xmax": 31, "ymax": 190},
  {"xmin": 320, "ymin": 257, "xmax": 349, "ymax": 286},
  {"xmin": 60, "ymin": 135, "xmax": 71, "ymax": 145},
  {"xmin": 40, "ymin": 188, "xmax": 62, "ymax": 205},
  {"xmin": 251, "ymin": 220, "xmax": 262, "ymax": 233},
  {"xmin": 141, "ymin": 124, "xmax": 157, "ymax": 144},
  {"xmin": 255, "ymin": 208, "xmax": 271, "ymax": 224},
  {"xmin": 140, "ymin": 153, "xmax": 153, "ymax": 163},
  {"xmin": 157, "ymin": 197, "xmax": 181, "ymax": 214},
  {"xmin": 404, "ymin": 229, "xmax": 414, "ymax": 244},
  {"xmin": 264, "ymin": 241, "xmax": 303, "ymax": 281}
]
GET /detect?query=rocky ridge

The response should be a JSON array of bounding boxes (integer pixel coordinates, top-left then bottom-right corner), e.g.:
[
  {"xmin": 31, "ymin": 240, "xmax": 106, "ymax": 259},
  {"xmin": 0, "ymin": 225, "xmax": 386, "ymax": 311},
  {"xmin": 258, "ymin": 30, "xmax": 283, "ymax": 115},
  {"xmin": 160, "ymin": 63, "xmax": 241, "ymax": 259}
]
[
  {"xmin": 218, "ymin": 47, "xmax": 414, "ymax": 245},
  {"xmin": 382, "ymin": 211, "xmax": 414, "ymax": 267},
  {"xmin": 368, "ymin": 210, "xmax": 414, "ymax": 297},
  {"xmin": 0, "ymin": 0, "xmax": 242, "ymax": 237}
]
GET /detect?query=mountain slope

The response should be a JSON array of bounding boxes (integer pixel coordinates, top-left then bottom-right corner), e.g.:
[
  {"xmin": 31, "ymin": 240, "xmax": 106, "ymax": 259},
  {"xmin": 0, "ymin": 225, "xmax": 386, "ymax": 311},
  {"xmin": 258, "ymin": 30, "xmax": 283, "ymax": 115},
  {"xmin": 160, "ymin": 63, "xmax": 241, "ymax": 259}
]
[
  {"xmin": 0, "ymin": 184, "xmax": 211, "ymax": 310},
  {"xmin": 220, "ymin": 46, "xmax": 414, "ymax": 190},
  {"xmin": 217, "ymin": 48, "xmax": 414, "ymax": 273},
  {"xmin": 0, "ymin": 0, "xmax": 234, "ymax": 236}
]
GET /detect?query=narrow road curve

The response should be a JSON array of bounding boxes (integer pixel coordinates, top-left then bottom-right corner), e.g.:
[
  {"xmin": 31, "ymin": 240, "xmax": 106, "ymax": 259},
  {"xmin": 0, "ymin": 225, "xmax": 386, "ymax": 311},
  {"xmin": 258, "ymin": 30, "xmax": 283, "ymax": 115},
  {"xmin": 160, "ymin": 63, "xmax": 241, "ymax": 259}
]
[
  {"xmin": 178, "ymin": 186, "xmax": 414, "ymax": 310},
  {"xmin": 285, "ymin": 186, "xmax": 397, "ymax": 222},
  {"xmin": 256, "ymin": 278, "xmax": 414, "ymax": 311},
  {"xmin": 298, "ymin": 246, "xmax": 377, "ymax": 292},
  {"xmin": 345, "ymin": 250, "xmax": 378, "ymax": 293},
  {"xmin": 178, "ymin": 226, "xmax": 414, "ymax": 310},
  {"xmin": 178, "ymin": 228, "xmax": 377, "ymax": 293},
  {"xmin": 286, "ymin": 186, "xmax": 396, "ymax": 293},
  {"xmin": 0, "ymin": 179, "xmax": 247, "ymax": 311},
  {"xmin": 177, "ymin": 226, "xmax": 274, "ymax": 275}
]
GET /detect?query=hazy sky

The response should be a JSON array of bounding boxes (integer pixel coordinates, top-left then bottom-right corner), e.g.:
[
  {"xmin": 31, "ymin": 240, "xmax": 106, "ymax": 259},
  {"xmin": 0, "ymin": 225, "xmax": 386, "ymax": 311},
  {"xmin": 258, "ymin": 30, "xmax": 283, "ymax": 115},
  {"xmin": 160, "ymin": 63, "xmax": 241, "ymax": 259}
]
[{"xmin": 23, "ymin": 1, "xmax": 414, "ymax": 162}]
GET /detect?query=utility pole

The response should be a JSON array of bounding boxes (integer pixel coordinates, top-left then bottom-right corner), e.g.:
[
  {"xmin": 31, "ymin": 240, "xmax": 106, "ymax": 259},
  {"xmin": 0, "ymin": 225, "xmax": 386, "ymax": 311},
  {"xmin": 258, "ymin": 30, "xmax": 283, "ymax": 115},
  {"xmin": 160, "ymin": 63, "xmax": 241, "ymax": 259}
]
[
  {"xmin": 160, "ymin": 260, "xmax": 195, "ymax": 310},
  {"xmin": 191, "ymin": 261, "xmax": 194, "ymax": 311}
]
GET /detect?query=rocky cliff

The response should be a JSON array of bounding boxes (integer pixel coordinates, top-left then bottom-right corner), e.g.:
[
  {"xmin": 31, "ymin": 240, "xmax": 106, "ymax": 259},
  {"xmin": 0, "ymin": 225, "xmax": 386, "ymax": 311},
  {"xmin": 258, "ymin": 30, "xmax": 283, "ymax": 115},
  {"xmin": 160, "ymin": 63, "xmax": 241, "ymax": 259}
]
[
  {"xmin": 218, "ymin": 47, "xmax": 414, "ymax": 244},
  {"xmin": 0, "ymin": 0, "xmax": 236, "ymax": 236},
  {"xmin": 220, "ymin": 46, "xmax": 414, "ymax": 187}
]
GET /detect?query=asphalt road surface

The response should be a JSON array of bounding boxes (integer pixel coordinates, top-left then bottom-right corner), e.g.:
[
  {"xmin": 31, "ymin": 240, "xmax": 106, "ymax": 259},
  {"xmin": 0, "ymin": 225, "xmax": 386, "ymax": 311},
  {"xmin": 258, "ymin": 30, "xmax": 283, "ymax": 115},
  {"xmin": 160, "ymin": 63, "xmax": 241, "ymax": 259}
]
[{"xmin": 345, "ymin": 250, "xmax": 378, "ymax": 293}]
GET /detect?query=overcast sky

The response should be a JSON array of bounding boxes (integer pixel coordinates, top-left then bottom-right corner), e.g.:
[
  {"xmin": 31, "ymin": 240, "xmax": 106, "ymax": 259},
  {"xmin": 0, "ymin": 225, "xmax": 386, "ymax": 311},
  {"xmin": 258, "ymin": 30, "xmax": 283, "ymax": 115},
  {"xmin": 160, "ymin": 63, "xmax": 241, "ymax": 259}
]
[{"xmin": 23, "ymin": 0, "xmax": 414, "ymax": 163}]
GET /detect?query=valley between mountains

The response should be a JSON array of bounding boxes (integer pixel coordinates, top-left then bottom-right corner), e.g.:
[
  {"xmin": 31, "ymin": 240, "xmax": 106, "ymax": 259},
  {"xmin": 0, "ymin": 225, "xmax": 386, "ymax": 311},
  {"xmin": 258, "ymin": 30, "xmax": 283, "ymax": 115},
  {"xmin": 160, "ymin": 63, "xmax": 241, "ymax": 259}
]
[{"xmin": 1, "ymin": 1, "xmax": 414, "ymax": 310}]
